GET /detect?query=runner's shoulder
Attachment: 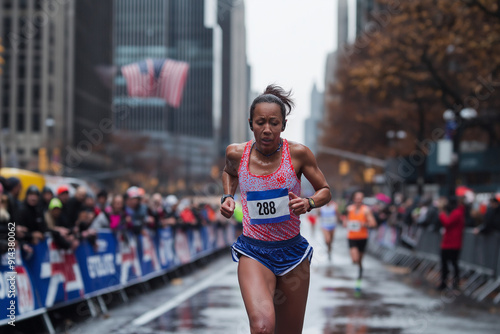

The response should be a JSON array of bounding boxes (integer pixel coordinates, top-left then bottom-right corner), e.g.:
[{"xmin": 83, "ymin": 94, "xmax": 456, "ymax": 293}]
[
  {"xmin": 288, "ymin": 140, "xmax": 313, "ymax": 159},
  {"xmin": 226, "ymin": 142, "xmax": 246, "ymax": 161}
]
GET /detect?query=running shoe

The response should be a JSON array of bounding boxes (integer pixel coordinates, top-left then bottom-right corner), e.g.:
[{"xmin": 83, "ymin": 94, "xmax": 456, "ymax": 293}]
[{"xmin": 355, "ymin": 278, "xmax": 362, "ymax": 292}]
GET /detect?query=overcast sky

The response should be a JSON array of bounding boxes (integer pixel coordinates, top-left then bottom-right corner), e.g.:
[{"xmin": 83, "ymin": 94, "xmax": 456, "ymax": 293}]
[{"xmin": 245, "ymin": 0, "xmax": 337, "ymax": 144}]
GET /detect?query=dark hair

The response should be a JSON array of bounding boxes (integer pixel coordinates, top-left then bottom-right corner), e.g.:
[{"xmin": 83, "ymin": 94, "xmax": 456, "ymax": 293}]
[
  {"xmin": 97, "ymin": 189, "xmax": 108, "ymax": 198},
  {"xmin": 249, "ymin": 84, "xmax": 294, "ymax": 121},
  {"xmin": 26, "ymin": 185, "xmax": 40, "ymax": 196}
]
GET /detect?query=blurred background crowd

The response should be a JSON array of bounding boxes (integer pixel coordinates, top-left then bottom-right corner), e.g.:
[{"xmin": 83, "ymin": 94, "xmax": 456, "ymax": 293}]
[{"xmin": 0, "ymin": 175, "xmax": 230, "ymax": 257}]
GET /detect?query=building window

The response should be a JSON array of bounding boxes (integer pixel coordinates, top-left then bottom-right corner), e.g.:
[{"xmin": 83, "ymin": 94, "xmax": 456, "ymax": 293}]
[
  {"xmin": 33, "ymin": 85, "xmax": 41, "ymax": 106},
  {"xmin": 48, "ymin": 84, "xmax": 53, "ymax": 100},
  {"xmin": 1, "ymin": 93, "xmax": 9, "ymax": 108},
  {"xmin": 32, "ymin": 112, "xmax": 40, "ymax": 132},
  {"xmin": 33, "ymin": 64, "xmax": 41, "ymax": 78},
  {"xmin": 1, "ymin": 112, "xmax": 10, "ymax": 129},
  {"xmin": 17, "ymin": 85, "xmax": 25, "ymax": 107},
  {"xmin": 17, "ymin": 64, "xmax": 26, "ymax": 78},
  {"xmin": 17, "ymin": 112, "xmax": 25, "ymax": 132},
  {"xmin": 17, "ymin": 148, "xmax": 25, "ymax": 156},
  {"xmin": 32, "ymin": 148, "xmax": 38, "ymax": 156}
]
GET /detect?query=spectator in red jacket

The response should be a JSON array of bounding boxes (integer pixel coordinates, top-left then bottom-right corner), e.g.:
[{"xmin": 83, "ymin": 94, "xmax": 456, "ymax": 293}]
[{"xmin": 437, "ymin": 195, "xmax": 465, "ymax": 290}]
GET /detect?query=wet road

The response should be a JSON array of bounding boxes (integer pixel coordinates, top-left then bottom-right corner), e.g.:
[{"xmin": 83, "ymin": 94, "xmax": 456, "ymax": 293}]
[{"xmin": 70, "ymin": 224, "xmax": 499, "ymax": 334}]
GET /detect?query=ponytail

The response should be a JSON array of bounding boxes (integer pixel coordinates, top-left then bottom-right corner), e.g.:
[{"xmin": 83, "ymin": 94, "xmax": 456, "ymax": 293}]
[{"xmin": 249, "ymin": 84, "xmax": 294, "ymax": 121}]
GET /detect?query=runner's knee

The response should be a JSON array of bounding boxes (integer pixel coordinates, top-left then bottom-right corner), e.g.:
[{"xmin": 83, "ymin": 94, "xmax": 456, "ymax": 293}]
[{"xmin": 250, "ymin": 315, "xmax": 275, "ymax": 334}]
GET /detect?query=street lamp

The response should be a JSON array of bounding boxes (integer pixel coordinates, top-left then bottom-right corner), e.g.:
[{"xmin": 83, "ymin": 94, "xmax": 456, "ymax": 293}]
[
  {"xmin": 386, "ymin": 130, "xmax": 407, "ymax": 154},
  {"xmin": 444, "ymin": 108, "xmax": 477, "ymax": 198},
  {"xmin": 45, "ymin": 116, "xmax": 55, "ymax": 171}
]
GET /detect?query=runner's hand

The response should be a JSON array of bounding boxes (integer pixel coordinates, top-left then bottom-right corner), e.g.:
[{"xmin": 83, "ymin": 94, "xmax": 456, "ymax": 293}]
[
  {"xmin": 289, "ymin": 192, "xmax": 307, "ymax": 215},
  {"xmin": 220, "ymin": 197, "xmax": 235, "ymax": 218}
]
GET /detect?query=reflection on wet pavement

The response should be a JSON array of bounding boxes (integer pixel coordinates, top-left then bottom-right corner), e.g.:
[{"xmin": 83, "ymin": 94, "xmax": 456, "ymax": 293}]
[
  {"xmin": 72, "ymin": 224, "xmax": 500, "ymax": 334},
  {"xmin": 148, "ymin": 287, "xmax": 239, "ymax": 332}
]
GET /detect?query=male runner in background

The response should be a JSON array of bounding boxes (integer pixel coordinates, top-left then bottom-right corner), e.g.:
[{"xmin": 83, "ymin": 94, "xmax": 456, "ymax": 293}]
[{"xmin": 343, "ymin": 191, "xmax": 376, "ymax": 292}]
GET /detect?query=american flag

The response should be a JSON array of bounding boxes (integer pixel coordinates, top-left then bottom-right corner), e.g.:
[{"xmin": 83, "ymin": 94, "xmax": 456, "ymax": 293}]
[{"xmin": 121, "ymin": 58, "xmax": 189, "ymax": 108}]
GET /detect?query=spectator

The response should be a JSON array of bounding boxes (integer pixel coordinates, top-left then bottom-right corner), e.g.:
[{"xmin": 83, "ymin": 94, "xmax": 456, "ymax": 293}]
[
  {"xmin": 83, "ymin": 195, "xmax": 100, "ymax": 217},
  {"xmin": 0, "ymin": 176, "xmax": 6, "ymax": 190},
  {"xmin": 17, "ymin": 185, "xmax": 47, "ymax": 246},
  {"xmin": 163, "ymin": 195, "xmax": 179, "ymax": 226},
  {"xmin": 5, "ymin": 177, "xmax": 22, "ymax": 221},
  {"xmin": 92, "ymin": 194, "xmax": 130, "ymax": 231},
  {"xmin": 423, "ymin": 197, "xmax": 440, "ymax": 232},
  {"xmin": 67, "ymin": 186, "xmax": 87, "ymax": 228},
  {"xmin": 474, "ymin": 198, "xmax": 500, "ymax": 235},
  {"xmin": 0, "ymin": 183, "xmax": 10, "ymax": 254},
  {"xmin": 197, "ymin": 202, "xmax": 216, "ymax": 226},
  {"xmin": 40, "ymin": 186, "xmax": 54, "ymax": 213},
  {"xmin": 179, "ymin": 199, "xmax": 197, "ymax": 225},
  {"xmin": 75, "ymin": 207, "xmax": 97, "ymax": 248},
  {"xmin": 149, "ymin": 193, "xmax": 167, "ymax": 228},
  {"xmin": 125, "ymin": 186, "xmax": 152, "ymax": 234},
  {"xmin": 437, "ymin": 195, "xmax": 466, "ymax": 290},
  {"xmin": 95, "ymin": 189, "xmax": 108, "ymax": 214},
  {"xmin": 44, "ymin": 198, "xmax": 79, "ymax": 250},
  {"xmin": 373, "ymin": 202, "xmax": 391, "ymax": 227},
  {"xmin": 57, "ymin": 185, "xmax": 70, "ymax": 205},
  {"xmin": 56, "ymin": 185, "xmax": 72, "ymax": 230}
]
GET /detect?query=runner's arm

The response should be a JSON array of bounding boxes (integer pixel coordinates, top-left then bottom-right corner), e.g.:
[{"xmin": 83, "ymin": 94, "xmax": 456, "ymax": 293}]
[
  {"xmin": 220, "ymin": 144, "xmax": 242, "ymax": 218},
  {"xmin": 299, "ymin": 145, "xmax": 332, "ymax": 208},
  {"xmin": 365, "ymin": 207, "xmax": 377, "ymax": 228}
]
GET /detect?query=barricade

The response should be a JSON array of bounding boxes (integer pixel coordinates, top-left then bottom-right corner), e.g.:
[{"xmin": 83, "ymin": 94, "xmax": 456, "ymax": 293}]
[
  {"xmin": 0, "ymin": 223, "xmax": 235, "ymax": 329},
  {"xmin": 369, "ymin": 224, "xmax": 500, "ymax": 303}
]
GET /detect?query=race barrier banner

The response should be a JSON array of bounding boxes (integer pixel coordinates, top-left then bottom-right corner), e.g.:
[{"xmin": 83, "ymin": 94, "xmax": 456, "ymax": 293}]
[{"xmin": 0, "ymin": 224, "xmax": 234, "ymax": 326}]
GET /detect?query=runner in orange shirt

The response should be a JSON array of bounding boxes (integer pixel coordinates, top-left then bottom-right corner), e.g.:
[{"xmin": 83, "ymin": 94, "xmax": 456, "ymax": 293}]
[{"xmin": 343, "ymin": 191, "xmax": 376, "ymax": 292}]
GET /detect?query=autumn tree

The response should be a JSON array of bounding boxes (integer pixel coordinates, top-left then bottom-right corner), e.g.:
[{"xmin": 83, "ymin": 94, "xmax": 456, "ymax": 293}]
[{"xmin": 322, "ymin": 0, "xmax": 500, "ymax": 194}]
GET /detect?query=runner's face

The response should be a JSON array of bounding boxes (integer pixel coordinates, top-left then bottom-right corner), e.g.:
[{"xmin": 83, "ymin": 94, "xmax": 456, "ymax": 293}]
[
  {"xmin": 354, "ymin": 193, "xmax": 363, "ymax": 205},
  {"xmin": 251, "ymin": 102, "xmax": 284, "ymax": 150}
]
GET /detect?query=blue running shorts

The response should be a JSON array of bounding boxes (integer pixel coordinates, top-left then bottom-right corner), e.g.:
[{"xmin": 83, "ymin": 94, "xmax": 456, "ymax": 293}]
[{"xmin": 231, "ymin": 234, "xmax": 313, "ymax": 276}]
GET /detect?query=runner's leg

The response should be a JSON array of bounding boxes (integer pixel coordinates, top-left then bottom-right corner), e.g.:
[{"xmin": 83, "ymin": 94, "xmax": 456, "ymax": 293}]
[
  {"xmin": 322, "ymin": 228, "xmax": 333, "ymax": 259},
  {"xmin": 238, "ymin": 256, "xmax": 277, "ymax": 334},
  {"xmin": 274, "ymin": 259, "xmax": 310, "ymax": 334}
]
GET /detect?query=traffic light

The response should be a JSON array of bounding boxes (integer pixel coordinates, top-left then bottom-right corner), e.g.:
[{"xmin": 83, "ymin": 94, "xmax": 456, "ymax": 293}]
[
  {"xmin": 339, "ymin": 160, "xmax": 350, "ymax": 176},
  {"xmin": 38, "ymin": 148, "xmax": 49, "ymax": 173},
  {"xmin": 0, "ymin": 38, "xmax": 5, "ymax": 75},
  {"xmin": 363, "ymin": 167, "xmax": 376, "ymax": 183}
]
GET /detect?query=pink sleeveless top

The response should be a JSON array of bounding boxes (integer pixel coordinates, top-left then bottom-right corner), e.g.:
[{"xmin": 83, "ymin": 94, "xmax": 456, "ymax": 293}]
[{"xmin": 238, "ymin": 139, "xmax": 301, "ymax": 241}]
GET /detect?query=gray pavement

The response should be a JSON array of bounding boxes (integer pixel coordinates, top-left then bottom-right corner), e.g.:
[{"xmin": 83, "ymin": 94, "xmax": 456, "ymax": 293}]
[{"xmin": 69, "ymin": 223, "xmax": 500, "ymax": 334}]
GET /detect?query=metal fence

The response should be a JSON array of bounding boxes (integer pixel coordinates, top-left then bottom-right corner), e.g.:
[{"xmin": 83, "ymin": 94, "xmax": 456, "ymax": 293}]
[{"xmin": 369, "ymin": 223, "xmax": 500, "ymax": 304}]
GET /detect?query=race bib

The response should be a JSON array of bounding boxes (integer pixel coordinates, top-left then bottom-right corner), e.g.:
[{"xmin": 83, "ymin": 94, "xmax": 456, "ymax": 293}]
[
  {"xmin": 347, "ymin": 220, "xmax": 362, "ymax": 232},
  {"xmin": 247, "ymin": 188, "xmax": 290, "ymax": 225}
]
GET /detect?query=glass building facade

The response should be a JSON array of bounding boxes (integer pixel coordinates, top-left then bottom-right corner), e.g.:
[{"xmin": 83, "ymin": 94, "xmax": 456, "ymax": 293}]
[
  {"xmin": 113, "ymin": 0, "xmax": 220, "ymax": 186},
  {"xmin": 114, "ymin": 0, "xmax": 214, "ymax": 137}
]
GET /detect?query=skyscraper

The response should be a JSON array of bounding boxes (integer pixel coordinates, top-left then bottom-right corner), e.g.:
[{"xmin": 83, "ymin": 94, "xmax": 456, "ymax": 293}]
[
  {"xmin": 0, "ymin": 0, "xmax": 114, "ymax": 173},
  {"xmin": 218, "ymin": 0, "xmax": 250, "ymax": 156},
  {"xmin": 112, "ymin": 0, "xmax": 224, "ymax": 188}
]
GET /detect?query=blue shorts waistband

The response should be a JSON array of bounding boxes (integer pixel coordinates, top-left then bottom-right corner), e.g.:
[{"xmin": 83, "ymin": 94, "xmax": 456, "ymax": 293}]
[{"xmin": 239, "ymin": 234, "xmax": 303, "ymax": 248}]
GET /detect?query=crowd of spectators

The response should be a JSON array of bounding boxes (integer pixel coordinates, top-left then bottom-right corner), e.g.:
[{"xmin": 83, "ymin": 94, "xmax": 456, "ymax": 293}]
[
  {"xmin": 0, "ymin": 176, "xmax": 229, "ymax": 257},
  {"xmin": 368, "ymin": 192, "xmax": 500, "ymax": 240}
]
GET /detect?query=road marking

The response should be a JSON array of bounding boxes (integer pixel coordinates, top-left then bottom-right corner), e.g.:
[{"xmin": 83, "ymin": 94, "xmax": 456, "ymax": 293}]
[{"xmin": 131, "ymin": 262, "xmax": 234, "ymax": 326}]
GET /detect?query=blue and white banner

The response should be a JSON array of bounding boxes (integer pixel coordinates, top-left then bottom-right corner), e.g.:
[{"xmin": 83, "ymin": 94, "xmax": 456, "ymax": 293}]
[{"xmin": 0, "ymin": 224, "xmax": 234, "ymax": 326}]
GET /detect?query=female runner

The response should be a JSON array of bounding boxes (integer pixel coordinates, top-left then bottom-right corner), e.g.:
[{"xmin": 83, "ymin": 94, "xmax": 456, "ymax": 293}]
[{"xmin": 220, "ymin": 84, "xmax": 331, "ymax": 334}]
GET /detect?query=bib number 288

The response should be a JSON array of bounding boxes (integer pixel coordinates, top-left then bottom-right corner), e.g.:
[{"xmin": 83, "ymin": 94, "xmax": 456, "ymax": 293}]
[{"xmin": 256, "ymin": 201, "xmax": 276, "ymax": 215}]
